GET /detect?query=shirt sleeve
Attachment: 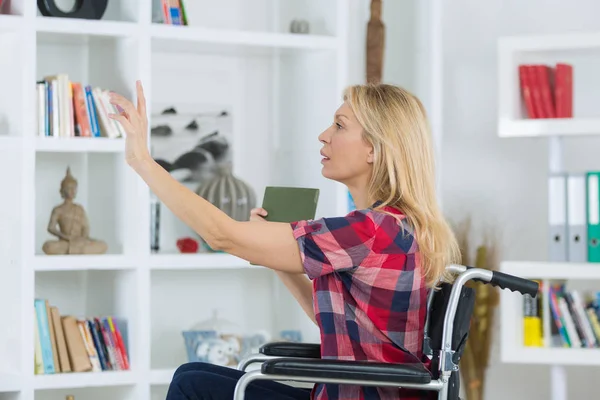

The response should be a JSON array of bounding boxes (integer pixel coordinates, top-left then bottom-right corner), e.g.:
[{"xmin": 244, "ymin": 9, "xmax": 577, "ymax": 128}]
[{"xmin": 290, "ymin": 210, "xmax": 379, "ymax": 279}]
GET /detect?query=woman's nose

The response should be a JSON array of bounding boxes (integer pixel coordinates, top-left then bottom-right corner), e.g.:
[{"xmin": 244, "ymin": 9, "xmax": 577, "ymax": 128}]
[{"xmin": 318, "ymin": 127, "xmax": 331, "ymax": 143}]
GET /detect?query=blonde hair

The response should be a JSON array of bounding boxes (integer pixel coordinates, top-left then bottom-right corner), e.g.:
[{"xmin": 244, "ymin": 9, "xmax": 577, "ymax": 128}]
[{"xmin": 344, "ymin": 83, "xmax": 460, "ymax": 287}]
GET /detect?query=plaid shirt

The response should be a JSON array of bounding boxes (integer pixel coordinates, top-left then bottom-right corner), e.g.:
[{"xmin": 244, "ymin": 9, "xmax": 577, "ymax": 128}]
[{"xmin": 291, "ymin": 205, "xmax": 434, "ymax": 400}]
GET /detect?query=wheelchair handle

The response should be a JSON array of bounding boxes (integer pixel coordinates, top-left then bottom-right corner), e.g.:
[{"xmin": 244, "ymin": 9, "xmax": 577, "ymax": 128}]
[{"xmin": 465, "ymin": 266, "xmax": 539, "ymax": 297}]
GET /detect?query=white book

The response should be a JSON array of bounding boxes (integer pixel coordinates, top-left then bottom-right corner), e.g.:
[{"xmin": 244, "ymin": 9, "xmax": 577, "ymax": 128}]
[
  {"xmin": 36, "ymin": 83, "xmax": 46, "ymax": 137},
  {"xmin": 570, "ymin": 290, "xmax": 597, "ymax": 347},
  {"xmin": 558, "ymin": 297, "xmax": 582, "ymax": 348},
  {"xmin": 51, "ymin": 80, "xmax": 59, "ymax": 137},
  {"xmin": 92, "ymin": 87, "xmax": 118, "ymax": 138}
]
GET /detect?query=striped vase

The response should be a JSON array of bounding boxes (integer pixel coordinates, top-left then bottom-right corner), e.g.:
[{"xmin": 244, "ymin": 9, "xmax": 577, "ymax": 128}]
[{"xmin": 196, "ymin": 163, "xmax": 256, "ymax": 222}]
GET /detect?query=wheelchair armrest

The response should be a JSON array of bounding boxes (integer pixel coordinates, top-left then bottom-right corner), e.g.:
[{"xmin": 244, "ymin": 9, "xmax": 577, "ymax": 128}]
[
  {"xmin": 261, "ymin": 358, "xmax": 432, "ymax": 385},
  {"xmin": 259, "ymin": 342, "xmax": 321, "ymax": 359}
]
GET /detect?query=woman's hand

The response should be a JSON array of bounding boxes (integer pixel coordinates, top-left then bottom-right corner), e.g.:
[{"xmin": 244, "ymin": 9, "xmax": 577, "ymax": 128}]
[
  {"xmin": 108, "ymin": 81, "xmax": 151, "ymax": 169},
  {"xmin": 249, "ymin": 208, "xmax": 268, "ymax": 222}
]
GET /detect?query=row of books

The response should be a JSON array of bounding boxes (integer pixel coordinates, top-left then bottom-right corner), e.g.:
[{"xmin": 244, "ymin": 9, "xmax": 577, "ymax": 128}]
[
  {"xmin": 523, "ymin": 283, "xmax": 600, "ymax": 348},
  {"xmin": 518, "ymin": 63, "xmax": 573, "ymax": 119},
  {"xmin": 548, "ymin": 171, "xmax": 600, "ymax": 263},
  {"xmin": 156, "ymin": 0, "xmax": 188, "ymax": 25},
  {"xmin": 36, "ymin": 74, "xmax": 125, "ymax": 139},
  {"xmin": 34, "ymin": 299, "xmax": 130, "ymax": 375}
]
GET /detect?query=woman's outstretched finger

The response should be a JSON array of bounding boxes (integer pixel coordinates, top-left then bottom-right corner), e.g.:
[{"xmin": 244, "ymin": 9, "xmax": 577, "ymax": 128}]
[
  {"xmin": 136, "ymin": 81, "xmax": 147, "ymax": 117},
  {"xmin": 109, "ymin": 92, "xmax": 139, "ymax": 126},
  {"xmin": 108, "ymin": 112, "xmax": 135, "ymax": 134}
]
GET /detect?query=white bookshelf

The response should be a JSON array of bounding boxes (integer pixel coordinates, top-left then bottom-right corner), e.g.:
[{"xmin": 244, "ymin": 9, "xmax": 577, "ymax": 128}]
[
  {"xmin": 500, "ymin": 261, "xmax": 600, "ymax": 366},
  {"xmin": 498, "ymin": 30, "xmax": 600, "ymax": 400},
  {"xmin": 498, "ymin": 30, "xmax": 600, "ymax": 138},
  {"xmin": 0, "ymin": 1, "xmax": 349, "ymax": 399}
]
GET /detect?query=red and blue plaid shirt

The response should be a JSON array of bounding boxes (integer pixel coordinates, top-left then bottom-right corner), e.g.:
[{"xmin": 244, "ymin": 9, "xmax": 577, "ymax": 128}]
[{"xmin": 291, "ymin": 204, "xmax": 434, "ymax": 400}]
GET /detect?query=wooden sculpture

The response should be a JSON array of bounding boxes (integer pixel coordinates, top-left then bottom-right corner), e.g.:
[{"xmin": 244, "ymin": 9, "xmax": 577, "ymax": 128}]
[
  {"xmin": 42, "ymin": 167, "xmax": 108, "ymax": 255},
  {"xmin": 453, "ymin": 217, "xmax": 500, "ymax": 400},
  {"xmin": 366, "ymin": 0, "xmax": 385, "ymax": 84}
]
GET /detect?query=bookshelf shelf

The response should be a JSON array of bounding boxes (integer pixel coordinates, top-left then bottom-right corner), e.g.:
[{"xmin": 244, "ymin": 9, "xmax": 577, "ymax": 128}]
[
  {"xmin": 35, "ymin": 17, "xmax": 138, "ymax": 38},
  {"xmin": 35, "ymin": 137, "xmax": 125, "ymax": 153},
  {"xmin": 149, "ymin": 252, "xmax": 257, "ymax": 270},
  {"xmin": 498, "ymin": 118, "xmax": 600, "ymax": 138},
  {"xmin": 33, "ymin": 255, "xmax": 136, "ymax": 271},
  {"xmin": 502, "ymin": 347, "xmax": 600, "ymax": 366},
  {"xmin": 150, "ymin": 23, "xmax": 338, "ymax": 51},
  {"xmin": 501, "ymin": 261, "xmax": 600, "ymax": 280},
  {"xmin": 33, "ymin": 370, "xmax": 137, "ymax": 389},
  {"xmin": 499, "ymin": 31, "xmax": 600, "ymax": 52}
]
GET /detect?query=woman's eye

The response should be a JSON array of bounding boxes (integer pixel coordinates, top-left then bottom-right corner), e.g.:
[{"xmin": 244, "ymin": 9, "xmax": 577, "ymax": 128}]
[{"xmin": 335, "ymin": 123, "xmax": 342, "ymax": 129}]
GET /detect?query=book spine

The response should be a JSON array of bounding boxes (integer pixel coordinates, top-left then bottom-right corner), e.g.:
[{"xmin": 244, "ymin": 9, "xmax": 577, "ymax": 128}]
[
  {"xmin": 51, "ymin": 80, "xmax": 59, "ymax": 136},
  {"xmin": 94, "ymin": 318, "xmax": 113, "ymax": 370},
  {"xmin": 102, "ymin": 317, "xmax": 123, "ymax": 370},
  {"xmin": 78, "ymin": 320, "xmax": 102, "ymax": 372},
  {"xmin": 108, "ymin": 317, "xmax": 130, "ymax": 370},
  {"xmin": 34, "ymin": 299, "xmax": 55, "ymax": 374},
  {"xmin": 33, "ymin": 308, "xmax": 44, "ymax": 374},
  {"xmin": 88, "ymin": 319, "xmax": 108, "ymax": 370},
  {"xmin": 549, "ymin": 286, "xmax": 571, "ymax": 347},
  {"xmin": 85, "ymin": 85, "xmax": 100, "ymax": 137}
]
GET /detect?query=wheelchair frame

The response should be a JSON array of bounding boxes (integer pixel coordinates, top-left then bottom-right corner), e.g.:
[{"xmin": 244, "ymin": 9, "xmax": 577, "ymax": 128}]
[{"xmin": 233, "ymin": 264, "xmax": 538, "ymax": 400}]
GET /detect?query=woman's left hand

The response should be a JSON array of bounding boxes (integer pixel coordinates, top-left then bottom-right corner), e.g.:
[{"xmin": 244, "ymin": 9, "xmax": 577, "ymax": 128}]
[{"xmin": 108, "ymin": 80, "xmax": 151, "ymax": 169}]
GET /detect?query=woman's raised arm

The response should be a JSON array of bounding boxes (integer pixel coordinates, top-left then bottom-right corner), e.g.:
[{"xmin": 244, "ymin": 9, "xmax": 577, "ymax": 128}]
[{"xmin": 108, "ymin": 81, "xmax": 304, "ymax": 274}]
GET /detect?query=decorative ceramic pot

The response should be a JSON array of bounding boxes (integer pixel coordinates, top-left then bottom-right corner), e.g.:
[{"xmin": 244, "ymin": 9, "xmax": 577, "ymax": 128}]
[
  {"xmin": 181, "ymin": 310, "xmax": 270, "ymax": 367},
  {"xmin": 196, "ymin": 163, "xmax": 255, "ymax": 221}
]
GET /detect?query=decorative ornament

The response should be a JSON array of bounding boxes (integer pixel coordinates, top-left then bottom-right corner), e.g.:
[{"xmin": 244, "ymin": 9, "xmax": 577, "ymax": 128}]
[
  {"xmin": 182, "ymin": 310, "xmax": 270, "ymax": 367},
  {"xmin": 366, "ymin": 0, "xmax": 385, "ymax": 84},
  {"xmin": 42, "ymin": 167, "xmax": 108, "ymax": 255},
  {"xmin": 196, "ymin": 163, "xmax": 255, "ymax": 222},
  {"xmin": 177, "ymin": 237, "xmax": 199, "ymax": 253},
  {"xmin": 452, "ymin": 217, "xmax": 501, "ymax": 400},
  {"xmin": 290, "ymin": 19, "xmax": 310, "ymax": 34},
  {"xmin": 37, "ymin": 0, "xmax": 108, "ymax": 20}
]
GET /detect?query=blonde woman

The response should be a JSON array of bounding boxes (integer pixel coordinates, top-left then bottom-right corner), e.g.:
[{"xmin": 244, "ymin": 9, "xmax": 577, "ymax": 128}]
[{"xmin": 109, "ymin": 81, "xmax": 460, "ymax": 400}]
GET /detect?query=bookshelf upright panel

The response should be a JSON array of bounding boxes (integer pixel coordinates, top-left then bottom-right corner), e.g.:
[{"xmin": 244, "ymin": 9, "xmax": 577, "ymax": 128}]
[{"xmin": 0, "ymin": 30, "xmax": 25, "ymax": 137}]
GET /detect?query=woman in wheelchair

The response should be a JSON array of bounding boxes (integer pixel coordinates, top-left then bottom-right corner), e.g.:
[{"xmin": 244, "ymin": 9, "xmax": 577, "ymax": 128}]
[{"xmin": 109, "ymin": 82, "xmax": 462, "ymax": 399}]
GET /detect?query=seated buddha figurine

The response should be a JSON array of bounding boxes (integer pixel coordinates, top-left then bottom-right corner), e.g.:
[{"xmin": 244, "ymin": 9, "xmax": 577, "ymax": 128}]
[{"xmin": 42, "ymin": 167, "xmax": 108, "ymax": 255}]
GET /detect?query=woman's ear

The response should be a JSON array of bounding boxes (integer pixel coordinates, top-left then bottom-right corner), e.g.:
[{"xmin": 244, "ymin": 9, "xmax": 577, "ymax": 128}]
[{"xmin": 366, "ymin": 146, "xmax": 375, "ymax": 164}]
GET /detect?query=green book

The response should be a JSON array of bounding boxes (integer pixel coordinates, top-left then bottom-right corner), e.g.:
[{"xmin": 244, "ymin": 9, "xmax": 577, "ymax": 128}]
[
  {"xmin": 248, "ymin": 187, "xmax": 319, "ymax": 266},
  {"xmin": 261, "ymin": 186, "xmax": 320, "ymax": 222}
]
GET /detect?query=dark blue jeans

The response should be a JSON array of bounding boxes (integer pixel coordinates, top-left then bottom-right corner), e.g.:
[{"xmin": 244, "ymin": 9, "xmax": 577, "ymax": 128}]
[{"xmin": 165, "ymin": 362, "xmax": 312, "ymax": 400}]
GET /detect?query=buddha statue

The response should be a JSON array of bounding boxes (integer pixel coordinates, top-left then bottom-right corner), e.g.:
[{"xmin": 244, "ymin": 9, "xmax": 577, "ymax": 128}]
[{"xmin": 42, "ymin": 167, "xmax": 108, "ymax": 255}]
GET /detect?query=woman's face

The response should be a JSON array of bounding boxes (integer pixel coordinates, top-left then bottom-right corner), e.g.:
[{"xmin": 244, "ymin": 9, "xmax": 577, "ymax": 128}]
[{"xmin": 318, "ymin": 102, "xmax": 374, "ymax": 185}]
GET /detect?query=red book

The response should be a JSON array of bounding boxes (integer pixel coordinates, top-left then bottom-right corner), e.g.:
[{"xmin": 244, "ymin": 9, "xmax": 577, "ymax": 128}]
[
  {"xmin": 71, "ymin": 83, "xmax": 92, "ymax": 137},
  {"xmin": 555, "ymin": 63, "xmax": 573, "ymax": 118},
  {"xmin": 527, "ymin": 65, "xmax": 545, "ymax": 118},
  {"xmin": 536, "ymin": 65, "xmax": 556, "ymax": 118},
  {"xmin": 519, "ymin": 65, "xmax": 537, "ymax": 118}
]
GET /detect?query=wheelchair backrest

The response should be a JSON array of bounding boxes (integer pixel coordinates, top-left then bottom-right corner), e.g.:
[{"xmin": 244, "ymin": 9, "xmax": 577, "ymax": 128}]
[{"xmin": 424, "ymin": 282, "xmax": 476, "ymax": 379}]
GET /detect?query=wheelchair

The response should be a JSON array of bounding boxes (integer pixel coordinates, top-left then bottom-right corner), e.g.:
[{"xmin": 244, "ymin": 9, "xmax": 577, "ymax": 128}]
[{"xmin": 234, "ymin": 264, "xmax": 539, "ymax": 400}]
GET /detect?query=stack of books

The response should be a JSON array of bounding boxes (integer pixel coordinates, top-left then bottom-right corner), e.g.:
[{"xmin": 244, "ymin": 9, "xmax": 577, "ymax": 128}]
[
  {"xmin": 518, "ymin": 63, "xmax": 573, "ymax": 119},
  {"xmin": 157, "ymin": 0, "xmax": 188, "ymax": 25},
  {"xmin": 36, "ymin": 73, "xmax": 126, "ymax": 139},
  {"xmin": 523, "ymin": 284, "xmax": 600, "ymax": 348},
  {"xmin": 34, "ymin": 298, "xmax": 130, "ymax": 374}
]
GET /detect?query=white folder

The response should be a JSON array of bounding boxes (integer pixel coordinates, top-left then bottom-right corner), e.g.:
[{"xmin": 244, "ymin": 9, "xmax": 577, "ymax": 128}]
[{"xmin": 549, "ymin": 173, "xmax": 568, "ymax": 262}]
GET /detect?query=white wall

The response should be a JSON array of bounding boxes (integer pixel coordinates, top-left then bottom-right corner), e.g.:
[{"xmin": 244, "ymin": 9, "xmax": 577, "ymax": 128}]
[{"xmin": 440, "ymin": 0, "xmax": 600, "ymax": 399}]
